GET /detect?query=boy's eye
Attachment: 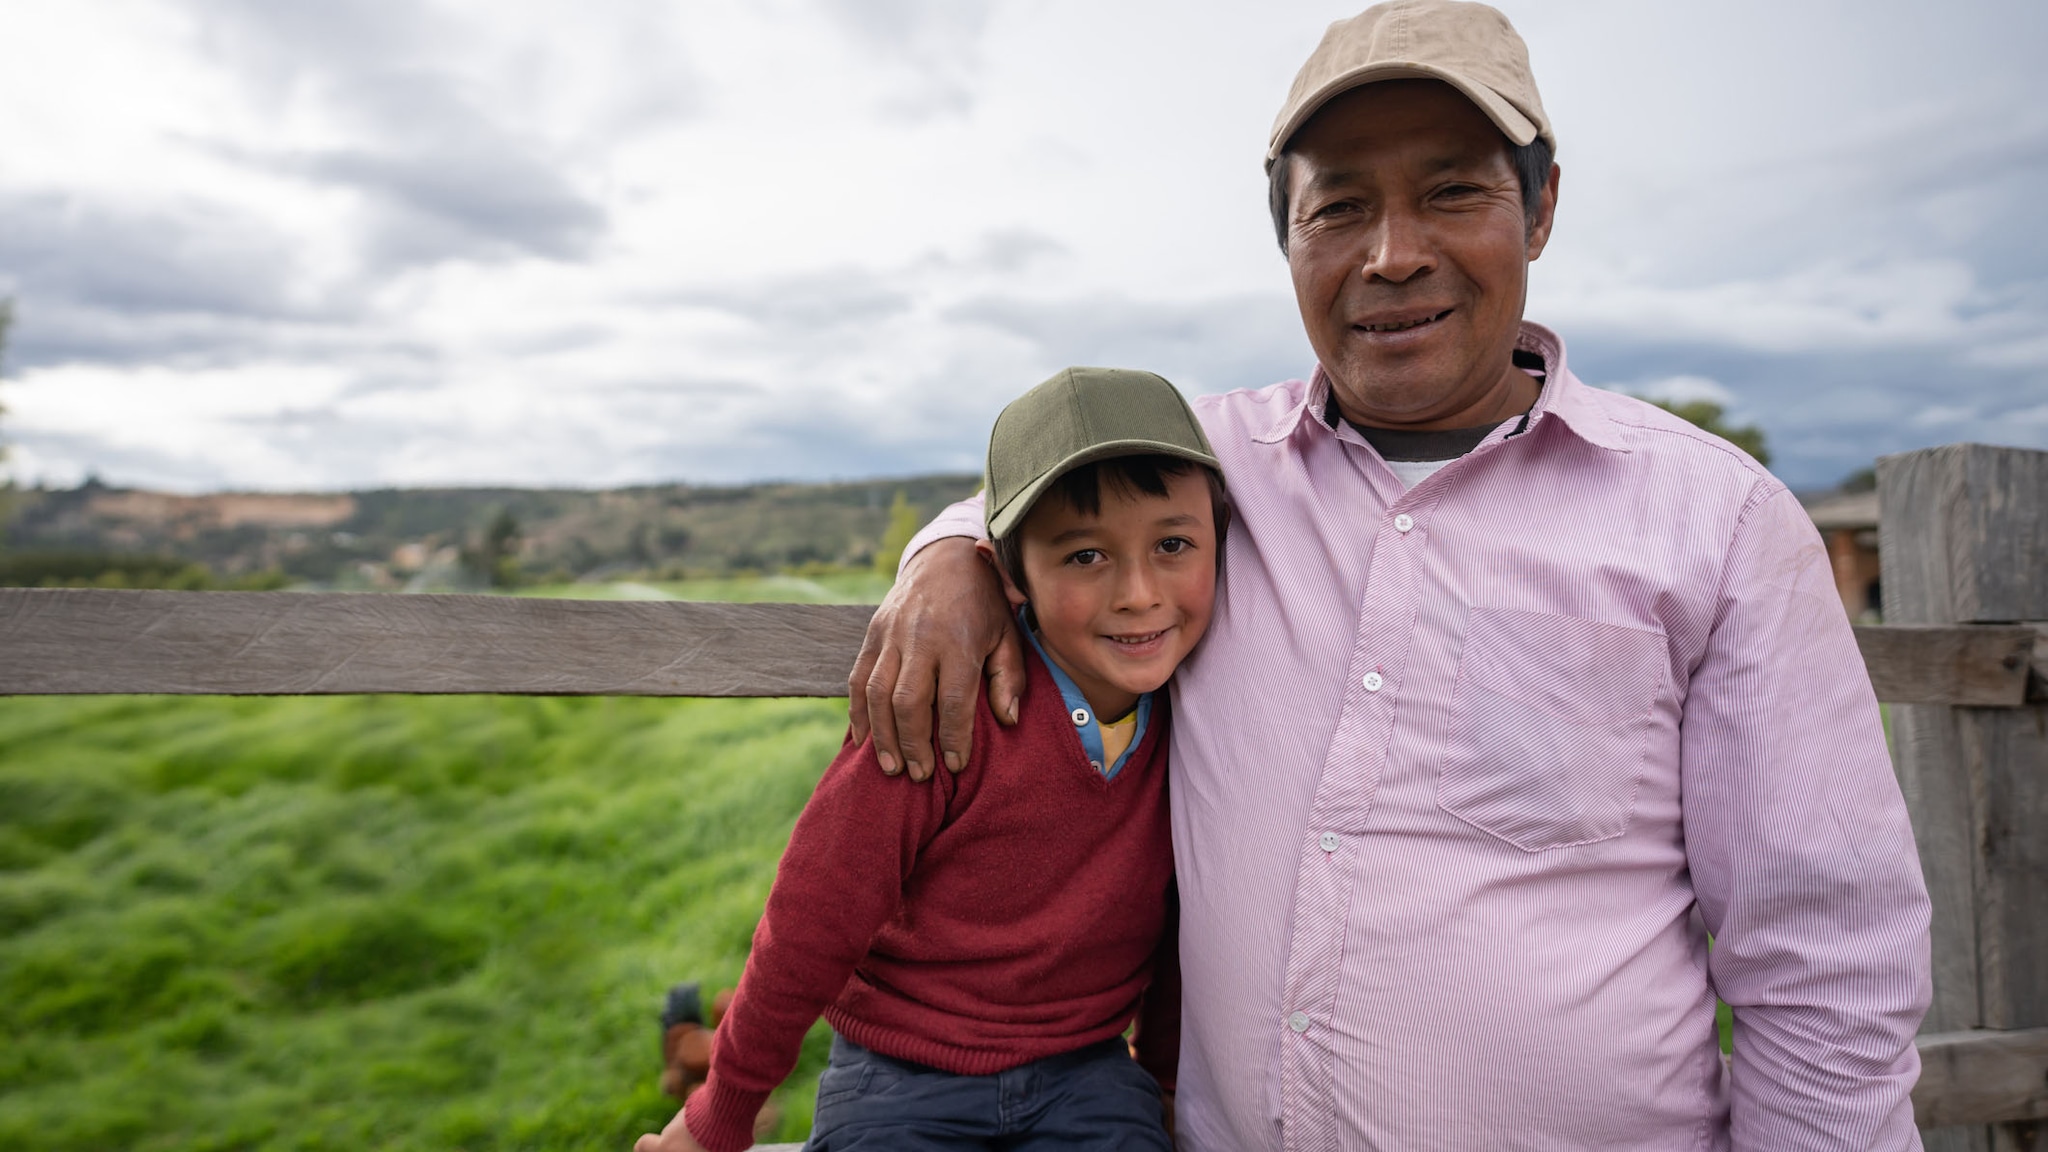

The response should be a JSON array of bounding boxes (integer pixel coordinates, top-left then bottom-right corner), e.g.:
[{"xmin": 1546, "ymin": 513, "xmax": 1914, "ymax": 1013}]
[
  {"xmin": 1158, "ymin": 536, "xmax": 1192, "ymax": 555},
  {"xmin": 1065, "ymin": 548, "xmax": 1105, "ymax": 566}
]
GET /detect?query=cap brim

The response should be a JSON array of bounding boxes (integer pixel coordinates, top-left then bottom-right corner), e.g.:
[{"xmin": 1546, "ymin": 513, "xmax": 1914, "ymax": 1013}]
[
  {"xmin": 1266, "ymin": 62, "xmax": 1543, "ymax": 164},
  {"xmin": 985, "ymin": 439, "xmax": 1222, "ymax": 540}
]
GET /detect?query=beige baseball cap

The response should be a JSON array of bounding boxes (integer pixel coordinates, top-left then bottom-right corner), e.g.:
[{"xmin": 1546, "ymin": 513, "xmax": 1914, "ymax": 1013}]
[
  {"xmin": 984, "ymin": 367, "xmax": 1220, "ymax": 541},
  {"xmin": 1267, "ymin": 0, "xmax": 1554, "ymax": 166}
]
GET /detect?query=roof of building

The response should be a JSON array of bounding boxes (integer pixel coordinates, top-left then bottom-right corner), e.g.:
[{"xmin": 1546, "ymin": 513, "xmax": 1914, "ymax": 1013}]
[{"xmin": 1803, "ymin": 489, "xmax": 1880, "ymax": 532}]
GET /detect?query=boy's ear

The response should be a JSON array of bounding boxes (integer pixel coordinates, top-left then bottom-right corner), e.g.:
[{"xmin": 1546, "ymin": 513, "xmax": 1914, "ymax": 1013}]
[{"xmin": 974, "ymin": 539, "xmax": 1031, "ymax": 610}]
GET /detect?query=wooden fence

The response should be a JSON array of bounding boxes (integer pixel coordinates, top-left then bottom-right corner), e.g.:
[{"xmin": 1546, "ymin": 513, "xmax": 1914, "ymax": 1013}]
[{"xmin": 2, "ymin": 442, "xmax": 2043, "ymax": 1145}]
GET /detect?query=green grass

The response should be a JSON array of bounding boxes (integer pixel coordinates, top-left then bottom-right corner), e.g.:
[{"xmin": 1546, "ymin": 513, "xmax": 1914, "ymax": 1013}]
[{"xmin": 0, "ymin": 692, "xmax": 849, "ymax": 1151}]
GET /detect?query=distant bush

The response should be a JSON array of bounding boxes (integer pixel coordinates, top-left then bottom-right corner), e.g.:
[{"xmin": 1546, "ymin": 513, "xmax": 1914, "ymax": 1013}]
[{"xmin": 0, "ymin": 552, "xmax": 289, "ymax": 590}]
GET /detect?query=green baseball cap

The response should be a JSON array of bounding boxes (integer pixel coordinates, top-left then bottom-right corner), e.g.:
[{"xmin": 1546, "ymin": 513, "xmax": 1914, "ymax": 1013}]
[{"xmin": 984, "ymin": 367, "xmax": 1221, "ymax": 540}]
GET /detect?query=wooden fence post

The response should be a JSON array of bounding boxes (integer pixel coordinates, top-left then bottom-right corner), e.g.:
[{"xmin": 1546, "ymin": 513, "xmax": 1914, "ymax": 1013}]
[{"xmin": 1879, "ymin": 443, "xmax": 2048, "ymax": 1152}]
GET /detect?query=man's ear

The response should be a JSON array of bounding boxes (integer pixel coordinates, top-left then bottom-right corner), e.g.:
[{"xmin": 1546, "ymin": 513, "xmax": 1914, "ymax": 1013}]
[
  {"xmin": 974, "ymin": 539, "xmax": 1031, "ymax": 609},
  {"xmin": 1526, "ymin": 161, "xmax": 1560, "ymax": 260}
]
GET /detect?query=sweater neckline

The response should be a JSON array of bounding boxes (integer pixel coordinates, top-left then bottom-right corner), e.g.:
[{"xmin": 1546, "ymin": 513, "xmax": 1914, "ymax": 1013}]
[
  {"xmin": 1018, "ymin": 614, "xmax": 1156, "ymax": 781},
  {"xmin": 1018, "ymin": 642, "xmax": 1163, "ymax": 793}
]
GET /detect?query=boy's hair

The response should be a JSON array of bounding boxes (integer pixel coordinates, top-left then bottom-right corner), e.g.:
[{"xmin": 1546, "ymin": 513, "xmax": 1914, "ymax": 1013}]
[{"xmin": 991, "ymin": 453, "xmax": 1230, "ymax": 597}]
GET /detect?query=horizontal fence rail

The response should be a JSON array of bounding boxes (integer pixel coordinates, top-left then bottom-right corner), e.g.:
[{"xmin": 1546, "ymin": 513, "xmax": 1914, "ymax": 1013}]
[
  {"xmin": 1912, "ymin": 1028, "xmax": 2048, "ymax": 1128},
  {"xmin": 1853, "ymin": 622, "xmax": 2040, "ymax": 707},
  {"xmin": 0, "ymin": 589, "xmax": 875, "ymax": 697},
  {"xmin": 0, "ymin": 589, "xmax": 2039, "ymax": 703}
]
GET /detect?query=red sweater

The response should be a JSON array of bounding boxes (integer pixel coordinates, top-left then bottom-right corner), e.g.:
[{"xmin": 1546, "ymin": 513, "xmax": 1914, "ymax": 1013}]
[{"xmin": 683, "ymin": 646, "xmax": 1180, "ymax": 1152}]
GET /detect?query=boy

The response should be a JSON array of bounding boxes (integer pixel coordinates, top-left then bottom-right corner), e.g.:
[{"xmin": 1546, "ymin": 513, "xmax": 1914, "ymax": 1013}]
[{"xmin": 633, "ymin": 367, "xmax": 1228, "ymax": 1151}]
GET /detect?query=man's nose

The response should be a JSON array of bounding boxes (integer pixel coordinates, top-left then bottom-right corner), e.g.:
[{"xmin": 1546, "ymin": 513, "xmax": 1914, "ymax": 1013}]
[{"xmin": 1360, "ymin": 206, "xmax": 1434, "ymax": 284}]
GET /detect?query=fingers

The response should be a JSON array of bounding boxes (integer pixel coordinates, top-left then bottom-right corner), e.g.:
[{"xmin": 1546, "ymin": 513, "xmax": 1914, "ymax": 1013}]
[
  {"xmin": 892, "ymin": 643, "xmax": 939, "ymax": 781},
  {"xmin": 851, "ymin": 535, "xmax": 1006, "ymax": 781},
  {"xmin": 986, "ymin": 617, "xmax": 1027, "ymax": 728},
  {"xmin": 633, "ymin": 1137, "xmax": 657, "ymax": 1152},
  {"xmin": 932, "ymin": 647, "xmax": 980, "ymax": 774},
  {"xmin": 862, "ymin": 642, "xmax": 906, "ymax": 777},
  {"xmin": 846, "ymin": 621, "xmax": 882, "ymax": 746}
]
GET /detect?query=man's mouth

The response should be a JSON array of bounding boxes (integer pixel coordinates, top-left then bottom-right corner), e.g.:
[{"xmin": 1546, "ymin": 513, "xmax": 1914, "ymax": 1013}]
[{"xmin": 1355, "ymin": 308, "xmax": 1452, "ymax": 333}]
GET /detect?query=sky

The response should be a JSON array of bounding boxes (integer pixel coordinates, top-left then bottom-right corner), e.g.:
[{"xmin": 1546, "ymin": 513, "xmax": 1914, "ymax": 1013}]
[{"xmin": 1, "ymin": 0, "xmax": 2043, "ymax": 494}]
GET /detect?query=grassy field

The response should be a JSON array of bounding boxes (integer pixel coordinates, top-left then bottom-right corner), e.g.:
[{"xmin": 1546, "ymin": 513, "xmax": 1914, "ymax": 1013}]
[{"xmin": 0, "ymin": 687, "xmax": 851, "ymax": 1152}]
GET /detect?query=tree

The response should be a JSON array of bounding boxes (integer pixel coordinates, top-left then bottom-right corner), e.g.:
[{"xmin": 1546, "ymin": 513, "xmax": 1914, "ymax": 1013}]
[
  {"xmin": 467, "ymin": 508, "xmax": 523, "ymax": 588},
  {"xmin": 873, "ymin": 490, "xmax": 921, "ymax": 575},
  {"xmin": 1637, "ymin": 397, "xmax": 1770, "ymax": 468}
]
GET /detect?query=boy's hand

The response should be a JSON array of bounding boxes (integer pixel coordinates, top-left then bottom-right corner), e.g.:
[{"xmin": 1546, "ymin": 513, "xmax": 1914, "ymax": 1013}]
[
  {"xmin": 633, "ymin": 1108, "xmax": 712, "ymax": 1152},
  {"xmin": 848, "ymin": 536, "xmax": 1025, "ymax": 781}
]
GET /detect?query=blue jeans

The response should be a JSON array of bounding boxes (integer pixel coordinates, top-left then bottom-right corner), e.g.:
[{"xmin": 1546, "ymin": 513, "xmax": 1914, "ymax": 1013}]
[{"xmin": 802, "ymin": 1033, "xmax": 1172, "ymax": 1151}]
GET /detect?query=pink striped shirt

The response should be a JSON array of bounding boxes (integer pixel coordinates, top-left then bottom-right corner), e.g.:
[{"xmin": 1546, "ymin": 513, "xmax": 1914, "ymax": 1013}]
[{"xmin": 904, "ymin": 323, "xmax": 1931, "ymax": 1150}]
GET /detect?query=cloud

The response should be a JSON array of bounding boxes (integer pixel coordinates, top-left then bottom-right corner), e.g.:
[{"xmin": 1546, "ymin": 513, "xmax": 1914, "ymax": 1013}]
[
  {"xmin": 815, "ymin": 0, "xmax": 991, "ymax": 120},
  {"xmin": 1612, "ymin": 374, "xmax": 1738, "ymax": 408},
  {"xmin": 298, "ymin": 139, "xmax": 605, "ymax": 265},
  {"xmin": 652, "ymin": 270, "xmax": 913, "ymax": 332},
  {"xmin": 1565, "ymin": 333, "xmax": 2046, "ymax": 488},
  {"xmin": 0, "ymin": 189, "xmax": 377, "ymax": 371},
  {"xmin": 947, "ymin": 291, "xmax": 1311, "ymax": 397},
  {"xmin": 184, "ymin": 2, "xmax": 612, "ymax": 269},
  {"xmin": 0, "ymin": 191, "xmax": 308, "ymax": 321},
  {"xmin": 0, "ymin": 0, "xmax": 2042, "ymax": 496}
]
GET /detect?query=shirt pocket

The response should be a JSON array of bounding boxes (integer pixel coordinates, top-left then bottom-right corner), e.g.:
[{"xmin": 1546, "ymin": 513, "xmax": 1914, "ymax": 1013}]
[{"xmin": 1436, "ymin": 607, "xmax": 1668, "ymax": 852}]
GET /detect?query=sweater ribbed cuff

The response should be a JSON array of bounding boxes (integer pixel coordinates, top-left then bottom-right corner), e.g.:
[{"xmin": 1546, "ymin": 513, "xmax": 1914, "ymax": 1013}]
[{"xmin": 681, "ymin": 1072, "xmax": 770, "ymax": 1152}]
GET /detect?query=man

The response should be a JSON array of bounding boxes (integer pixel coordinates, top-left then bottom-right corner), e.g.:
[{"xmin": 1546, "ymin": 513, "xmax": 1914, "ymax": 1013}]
[{"xmin": 849, "ymin": 3, "xmax": 1932, "ymax": 1148}]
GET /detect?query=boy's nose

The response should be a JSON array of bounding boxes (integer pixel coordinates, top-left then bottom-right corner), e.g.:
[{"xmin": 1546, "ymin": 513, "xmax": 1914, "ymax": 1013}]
[{"xmin": 1113, "ymin": 561, "xmax": 1162, "ymax": 610}]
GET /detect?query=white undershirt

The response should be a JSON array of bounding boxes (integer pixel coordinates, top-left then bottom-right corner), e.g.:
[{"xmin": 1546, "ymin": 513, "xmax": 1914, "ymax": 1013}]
[
  {"xmin": 1379, "ymin": 415, "xmax": 1525, "ymax": 489},
  {"xmin": 1386, "ymin": 457, "xmax": 1458, "ymax": 489}
]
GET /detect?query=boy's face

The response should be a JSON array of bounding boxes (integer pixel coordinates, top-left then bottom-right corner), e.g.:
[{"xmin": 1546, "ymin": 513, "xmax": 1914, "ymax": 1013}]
[{"xmin": 984, "ymin": 467, "xmax": 1218, "ymax": 721}]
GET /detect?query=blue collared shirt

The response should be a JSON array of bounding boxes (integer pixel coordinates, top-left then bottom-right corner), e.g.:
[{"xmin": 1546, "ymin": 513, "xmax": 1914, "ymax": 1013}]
[{"xmin": 1020, "ymin": 613, "xmax": 1153, "ymax": 779}]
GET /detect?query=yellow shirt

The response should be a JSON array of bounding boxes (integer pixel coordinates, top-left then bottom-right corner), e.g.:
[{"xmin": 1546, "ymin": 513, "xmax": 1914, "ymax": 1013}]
[{"xmin": 1099, "ymin": 708, "xmax": 1139, "ymax": 770}]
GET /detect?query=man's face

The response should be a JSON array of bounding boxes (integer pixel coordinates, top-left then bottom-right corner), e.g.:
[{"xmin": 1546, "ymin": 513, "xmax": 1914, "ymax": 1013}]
[{"xmin": 1283, "ymin": 79, "xmax": 1557, "ymax": 430}]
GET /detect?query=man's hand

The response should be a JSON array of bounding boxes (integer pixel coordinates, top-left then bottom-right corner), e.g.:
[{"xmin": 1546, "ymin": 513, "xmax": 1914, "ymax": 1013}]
[
  {"xmin": 848, "ymin": 536, "xmax": 1024, "ymax": 780},
  {"xmin": 633, "ymin": 1108, "xmax": 710, "ymax": 1152}
]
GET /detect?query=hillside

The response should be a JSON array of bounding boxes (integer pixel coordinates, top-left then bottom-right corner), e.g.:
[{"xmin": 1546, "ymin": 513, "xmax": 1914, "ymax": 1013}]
[{"xmin": 1, "ymin": 474, "xmax": 982, "ymax": 589}]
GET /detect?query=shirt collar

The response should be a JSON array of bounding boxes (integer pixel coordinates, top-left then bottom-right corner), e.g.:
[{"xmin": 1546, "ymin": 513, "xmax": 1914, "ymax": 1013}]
[
  {"xmin": 1254, "ymin": 321, "xmax": 1631, "ymax": 456},
  {"xmin": 1019, "ymin": 611, "xmax": 1154, "ymax": 780}
]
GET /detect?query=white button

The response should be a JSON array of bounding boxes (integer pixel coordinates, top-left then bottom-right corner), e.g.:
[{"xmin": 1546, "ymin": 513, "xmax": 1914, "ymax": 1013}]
[
  {"xmin": 1090, "ymin": 760, "xmax": 1103, "ymax": 772},
  {"xmin": 1071, "ymin": 707, "xmax": 1090, "ymax": 726},
  {"xmin": 1361, "ymin": 671, "xmax": 1384, "ymax": 692},
  {"xmin": 1393, "ymin": 513, "xmax": 1414, "ymax": 533},
  {"xmin": 1288, "ymin": 1011, "xmax": 1311, "ymax": 1033},
  {"xmin": 1319, "ymin": 831, "xmax": 1340, "ymax": 852}
]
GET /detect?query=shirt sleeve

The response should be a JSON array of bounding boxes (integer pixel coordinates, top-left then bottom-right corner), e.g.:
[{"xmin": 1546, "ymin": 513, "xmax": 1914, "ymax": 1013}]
[
  {"xmin": 1679, "ymin": 484, "xmax": 1932, "ymax": 1150},
  {"xmin": 683, "ymin": 729, "xmax": 955, "ymax": 1152},
  {"xmin": 897, "ymin": 490, "xmax": 987, "ymax": 574}
]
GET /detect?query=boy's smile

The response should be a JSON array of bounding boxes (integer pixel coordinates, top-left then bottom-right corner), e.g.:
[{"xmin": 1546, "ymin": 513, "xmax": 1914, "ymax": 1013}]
[{"xmin": 982, "ymin": 468, "xmax": 1218, "ymax": 722}]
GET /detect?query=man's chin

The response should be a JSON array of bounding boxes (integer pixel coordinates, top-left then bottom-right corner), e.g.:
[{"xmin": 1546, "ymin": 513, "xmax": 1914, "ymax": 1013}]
[{"xmin": 1325, "ymin": 363, "xmax": 1468, "ymax": 424}]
